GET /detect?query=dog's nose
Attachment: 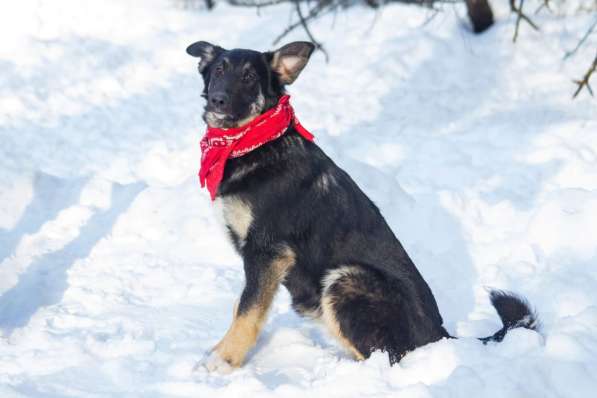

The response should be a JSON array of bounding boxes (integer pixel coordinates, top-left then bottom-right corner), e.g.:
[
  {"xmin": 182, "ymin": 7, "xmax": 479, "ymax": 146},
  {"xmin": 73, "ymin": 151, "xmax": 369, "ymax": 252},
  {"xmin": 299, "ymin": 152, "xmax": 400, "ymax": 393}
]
[{"xmin": 209, "ymin": 92, "xmax": 229, "ymax": 110}]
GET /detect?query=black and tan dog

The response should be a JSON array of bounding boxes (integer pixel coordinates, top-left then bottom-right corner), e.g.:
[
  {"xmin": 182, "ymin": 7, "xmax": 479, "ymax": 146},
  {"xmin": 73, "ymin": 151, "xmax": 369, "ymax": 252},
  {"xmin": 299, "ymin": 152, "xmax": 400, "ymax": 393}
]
[{"xmin": 186, "ymin": 40, "xmax": 538, "ymax": 372}]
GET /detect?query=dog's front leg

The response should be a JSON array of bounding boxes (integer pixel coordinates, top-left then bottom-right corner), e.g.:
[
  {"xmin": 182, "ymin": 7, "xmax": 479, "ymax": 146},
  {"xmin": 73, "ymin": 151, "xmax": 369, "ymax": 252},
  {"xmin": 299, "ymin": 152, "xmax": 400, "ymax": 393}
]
[{"xmin": 204, "ymin": 245, "xmax": 295, "ymax": 373}]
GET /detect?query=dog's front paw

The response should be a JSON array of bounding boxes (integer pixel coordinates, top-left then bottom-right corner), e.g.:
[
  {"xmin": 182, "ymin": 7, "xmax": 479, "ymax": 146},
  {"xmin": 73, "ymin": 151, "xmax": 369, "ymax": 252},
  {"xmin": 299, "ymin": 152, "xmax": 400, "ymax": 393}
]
[{"xmin": 201, "ymin": 351, "xmax": 235, "ymax": 374}]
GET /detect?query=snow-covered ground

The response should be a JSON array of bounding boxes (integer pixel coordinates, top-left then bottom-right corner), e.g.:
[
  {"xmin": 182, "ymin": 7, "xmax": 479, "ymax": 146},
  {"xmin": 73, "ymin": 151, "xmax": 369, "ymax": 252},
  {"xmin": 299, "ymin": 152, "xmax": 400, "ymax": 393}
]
[{"xmin": 1, "ymin": 0, "xmax": 596, "ymax": 396}]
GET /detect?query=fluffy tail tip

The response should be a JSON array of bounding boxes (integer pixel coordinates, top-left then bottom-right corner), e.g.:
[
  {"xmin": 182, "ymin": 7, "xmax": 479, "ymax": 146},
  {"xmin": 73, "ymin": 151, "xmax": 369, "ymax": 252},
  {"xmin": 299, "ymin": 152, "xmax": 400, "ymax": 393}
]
[
  {"xmin": 480, "ymin": 289, "xmax": 539, "ymax": 344},
  {"xmin": 489, "ymin": 289, "xmax": 539, "ymax": 331}
]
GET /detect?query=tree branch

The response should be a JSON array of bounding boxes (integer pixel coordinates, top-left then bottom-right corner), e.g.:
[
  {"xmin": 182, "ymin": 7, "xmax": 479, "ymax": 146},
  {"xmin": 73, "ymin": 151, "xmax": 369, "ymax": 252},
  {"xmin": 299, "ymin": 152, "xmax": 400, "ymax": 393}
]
[
  {"xmin": 294, "ymin": 0, "xmax": 330, "ymax": 62},
  {"xmin": 510, "ymin": 0, "xmax": 539, "ymax": 43},
  {"xmin": 564, "ymin": 16, "xmax": 597, "ymax": 60},
  {"xmin": 229, "ymin": 0, "xmax": 293, "ymax": 6},
  {"xmin": 272, "ymin": 0, "xmax": 332, "ymax": 45},
  {"xmin": 572, "ymin": 52, "xmax": 597, "ymax": 99},
  {"xmin": 534, "ymin": 0, "xmax": 551, "ymax": 14}
]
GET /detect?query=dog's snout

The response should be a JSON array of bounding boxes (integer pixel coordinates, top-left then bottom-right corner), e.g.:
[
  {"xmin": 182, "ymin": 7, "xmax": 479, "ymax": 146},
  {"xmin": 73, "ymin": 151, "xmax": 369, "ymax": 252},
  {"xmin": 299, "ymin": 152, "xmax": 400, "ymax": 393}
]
[{"xmin": 209, "ymin": 92, "xmax": 229, "ymax": 110}]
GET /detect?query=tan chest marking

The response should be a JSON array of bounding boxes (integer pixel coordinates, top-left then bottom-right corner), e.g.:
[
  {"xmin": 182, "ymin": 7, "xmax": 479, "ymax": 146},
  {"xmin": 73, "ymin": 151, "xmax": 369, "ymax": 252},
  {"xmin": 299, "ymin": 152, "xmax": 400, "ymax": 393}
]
[{"xmin": 221, "ymin": 196, "xmax": 253, "ymax": 243}]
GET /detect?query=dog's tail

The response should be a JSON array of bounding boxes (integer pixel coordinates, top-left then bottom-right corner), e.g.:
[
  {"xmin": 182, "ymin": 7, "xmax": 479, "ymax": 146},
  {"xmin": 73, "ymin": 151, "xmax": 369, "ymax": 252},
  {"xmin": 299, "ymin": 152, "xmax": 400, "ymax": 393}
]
[{"xmin": 478, "ymin": 289, "xmax": 539, "ymax": 344}]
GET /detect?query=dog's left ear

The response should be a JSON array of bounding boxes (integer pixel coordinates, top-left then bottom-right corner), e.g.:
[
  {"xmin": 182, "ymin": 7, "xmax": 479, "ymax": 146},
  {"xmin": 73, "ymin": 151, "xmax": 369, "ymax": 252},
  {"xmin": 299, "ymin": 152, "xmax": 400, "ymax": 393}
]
[
  {"xmin": 269, "ymin": 41, "xmax": 315, "ymax": 85},
  {"xmin": 186, "ymin": 41, "xmax": 225, "ymax": 72}
]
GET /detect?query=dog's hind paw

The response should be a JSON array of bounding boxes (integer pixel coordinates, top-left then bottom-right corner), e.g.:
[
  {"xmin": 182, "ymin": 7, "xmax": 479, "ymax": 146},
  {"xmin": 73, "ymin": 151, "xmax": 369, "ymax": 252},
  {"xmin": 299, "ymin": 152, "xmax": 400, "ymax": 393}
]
[{"xmin": 199, "ymin": 351, "xmax": 234, "ymax": 374}]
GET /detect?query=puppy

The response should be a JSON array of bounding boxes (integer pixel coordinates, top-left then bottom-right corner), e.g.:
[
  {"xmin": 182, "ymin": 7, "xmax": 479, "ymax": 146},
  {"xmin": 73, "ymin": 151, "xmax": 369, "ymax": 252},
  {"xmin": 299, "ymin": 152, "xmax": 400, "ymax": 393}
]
[{"xmin": 186, "ymin": 40, "xmax": 538, "ymax": 373}]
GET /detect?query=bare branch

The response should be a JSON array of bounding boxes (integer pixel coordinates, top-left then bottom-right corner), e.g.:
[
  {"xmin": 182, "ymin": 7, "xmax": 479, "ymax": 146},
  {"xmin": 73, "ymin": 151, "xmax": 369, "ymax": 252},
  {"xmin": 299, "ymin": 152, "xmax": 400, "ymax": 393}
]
[
  {"xmin": 511, "ymin": 0, "xmax": 539, "ymax": 43},
  {"xmin": 294, "ymin": 0, "xmax": 330, "ymax": 62},
  {"xmin": 232, "ymin": 0, "xmax": 465, "ymax": 9},
  {"xmin": 534, "ymin": 0, "xmax": 551, "ymax": 14},
  {"xmin": 272, "ymin": 0, "xmax": 332, "ymax": 46},
  {"xmin": 228, "ymin": 0, "xmax": 290, "ymax": 6},
  {"xmin": 572, "ymin": 52, "xmax": 597, "ymax": 99},
  {"xmin": 564, "ymin": 16, "xmax": 597, "ymax": 60}
]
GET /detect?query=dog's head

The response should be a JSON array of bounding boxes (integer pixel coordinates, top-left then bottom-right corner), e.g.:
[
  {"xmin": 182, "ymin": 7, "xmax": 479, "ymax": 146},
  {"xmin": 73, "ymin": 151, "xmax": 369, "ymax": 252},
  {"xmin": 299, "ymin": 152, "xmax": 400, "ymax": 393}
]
[{"xmin": 186, "ymin": 41, "xmax": 315, "ymax": 129}]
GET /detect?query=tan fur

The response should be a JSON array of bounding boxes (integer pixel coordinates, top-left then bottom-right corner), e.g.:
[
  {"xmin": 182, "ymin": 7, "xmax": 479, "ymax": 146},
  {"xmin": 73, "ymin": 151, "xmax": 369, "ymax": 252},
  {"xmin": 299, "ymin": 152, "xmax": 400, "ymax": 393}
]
[
  {"xmin": 320, "ymin": 266, "xmax": 366, "ymax": 361},
  {"xmin": 221, "ymin": 196, "xmax": 253, "ymax": 243},
  {"xmin": 233, "ymin": 113, "xmax": 259, "ymax": 128},
  {"xmin": 211, "ymin": 246, "xmax": 296, "ymax": 368},
  {"xmin": 272, "ymin": 52, "xmax": 302, "ymax": 84},
  {"xmin": 211, "ymin": 307, "xmax": 263, "ymax": 367}
]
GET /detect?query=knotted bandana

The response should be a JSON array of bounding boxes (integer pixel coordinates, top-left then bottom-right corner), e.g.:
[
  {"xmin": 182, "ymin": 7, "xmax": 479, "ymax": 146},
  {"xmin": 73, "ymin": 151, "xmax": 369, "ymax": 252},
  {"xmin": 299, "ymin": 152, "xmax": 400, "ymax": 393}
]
[{"xmin": 198, "ymin": 95, "xmax": 314, "ymax": 200}]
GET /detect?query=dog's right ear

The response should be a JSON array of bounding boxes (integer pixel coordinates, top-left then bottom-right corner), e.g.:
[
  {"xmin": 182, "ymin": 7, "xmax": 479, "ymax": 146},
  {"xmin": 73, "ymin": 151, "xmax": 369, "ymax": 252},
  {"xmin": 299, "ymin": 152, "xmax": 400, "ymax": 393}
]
[{"xmin": 186, "ymin": 41, "xmax": 225, "ymax": 72}]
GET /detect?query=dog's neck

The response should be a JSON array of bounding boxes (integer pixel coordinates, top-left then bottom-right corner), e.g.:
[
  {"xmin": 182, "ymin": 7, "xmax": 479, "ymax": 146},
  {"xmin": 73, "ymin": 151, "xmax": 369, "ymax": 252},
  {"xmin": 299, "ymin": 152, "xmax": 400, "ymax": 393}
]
[{"xmin": 199, "ymin": 95, "xmax": 314, "ymax": 200}]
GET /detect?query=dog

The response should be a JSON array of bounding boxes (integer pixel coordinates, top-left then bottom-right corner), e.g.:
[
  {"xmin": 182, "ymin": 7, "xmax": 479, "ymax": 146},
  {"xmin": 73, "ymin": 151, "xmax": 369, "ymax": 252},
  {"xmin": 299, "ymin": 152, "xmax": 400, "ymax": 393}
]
[{"xmin": 186, "ymin": 40, "xmax": 538, "ymax": 373}]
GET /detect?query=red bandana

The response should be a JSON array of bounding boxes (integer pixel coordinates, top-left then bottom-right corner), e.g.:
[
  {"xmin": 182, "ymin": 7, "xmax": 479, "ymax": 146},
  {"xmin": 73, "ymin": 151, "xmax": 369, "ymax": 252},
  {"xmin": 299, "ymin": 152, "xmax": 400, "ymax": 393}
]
[{"xmin": 198, "ymin": 95, "xmax": 314, "ymax": 200}]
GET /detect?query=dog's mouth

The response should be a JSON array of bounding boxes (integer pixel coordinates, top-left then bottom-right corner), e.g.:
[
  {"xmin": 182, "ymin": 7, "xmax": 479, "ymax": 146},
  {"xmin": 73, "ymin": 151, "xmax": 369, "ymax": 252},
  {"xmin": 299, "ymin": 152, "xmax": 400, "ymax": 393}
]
[
  {"xmin": 204, "ymin": 109, "xmax": 260, "ymax": 129},
  {"xmin": 202, "ymin": 90, "xmax": 266, "ymax": 129},
  {"xmin": 204, "ymin": 109, "xmax": 238, "ymax": 129},
  {"xmin": 210, "ymin": 111, "xmax": 233, "ymax": 121}
]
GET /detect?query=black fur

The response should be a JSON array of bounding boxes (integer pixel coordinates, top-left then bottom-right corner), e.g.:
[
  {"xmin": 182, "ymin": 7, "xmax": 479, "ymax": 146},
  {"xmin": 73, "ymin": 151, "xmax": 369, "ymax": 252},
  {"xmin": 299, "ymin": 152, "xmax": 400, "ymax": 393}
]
[
  {"xmin": 479, "ymin": 290, "xmax": 539, "ymax": 344},
  {"xmin": 187, "ymin": 41, "xmax": 539, "ymax": 366}
]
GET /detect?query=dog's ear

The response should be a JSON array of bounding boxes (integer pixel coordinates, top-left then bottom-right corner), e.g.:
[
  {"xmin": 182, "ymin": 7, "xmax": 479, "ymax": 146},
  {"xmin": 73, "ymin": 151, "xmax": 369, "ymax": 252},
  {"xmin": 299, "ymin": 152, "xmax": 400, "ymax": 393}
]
[
  {"xmin": 270, "ymin": 41, "xmax": 315, "ymax": 85},
  {"xmin": 186, "ymin": 41, "xmax": 225, "ymax": 72}
]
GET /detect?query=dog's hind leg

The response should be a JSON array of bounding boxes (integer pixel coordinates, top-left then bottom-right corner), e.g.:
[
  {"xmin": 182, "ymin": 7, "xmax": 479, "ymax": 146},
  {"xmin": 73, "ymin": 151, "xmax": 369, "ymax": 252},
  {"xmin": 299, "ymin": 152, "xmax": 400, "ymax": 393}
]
[{"xmin": 320, "ymin": 265, "xmax": 447, "ymax": 365}]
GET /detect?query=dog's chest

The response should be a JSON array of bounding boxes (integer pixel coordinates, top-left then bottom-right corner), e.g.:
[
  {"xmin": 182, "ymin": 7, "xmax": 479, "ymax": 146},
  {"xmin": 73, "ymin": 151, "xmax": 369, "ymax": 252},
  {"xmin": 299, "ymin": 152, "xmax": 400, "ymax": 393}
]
[{"xmin": 215, "ymin": 195, "xmax": 253, "ymax": 246}]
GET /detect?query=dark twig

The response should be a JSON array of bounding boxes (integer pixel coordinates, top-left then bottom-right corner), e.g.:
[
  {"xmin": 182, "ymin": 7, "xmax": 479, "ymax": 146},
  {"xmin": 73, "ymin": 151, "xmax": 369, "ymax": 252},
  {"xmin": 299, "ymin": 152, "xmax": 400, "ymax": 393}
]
[
  {"xmin": 229, "ymin": 0, "xmax": 290, "ymax": 6},
  {"xmin": 294, "ymin": 0, "xmax": 330, "ymax": 62},
  {"xmin": 272, "ymin": 0, "xmax": 331, "ymax": 45},
  {"xmin": 421, "ymin": 7, "xmax": 441, "ymax": 28},
  {"xmin": 534, "ymin": 0, "xmax": 551, "ymax": 14},
  {"xmin": 232, "ymin": 0, "xmax": 466, "ymax": 9},
  {"xmin": 231, "ymin": 0, "xmax": 496, "ymax": 56},
  {"xmin": 572, "ymin": 52, "xmax": 597, "ymax": 99},
  {"xmin": 564, "ymin": 16, "xmax": 597, "ymax": 60},
  {"xmin": 510, "ymin": 0, "xmax": 539, "ymax": 43},
  {"xmin": 366, "ymin": 3, "xmax": 384, "ymax": 32}
]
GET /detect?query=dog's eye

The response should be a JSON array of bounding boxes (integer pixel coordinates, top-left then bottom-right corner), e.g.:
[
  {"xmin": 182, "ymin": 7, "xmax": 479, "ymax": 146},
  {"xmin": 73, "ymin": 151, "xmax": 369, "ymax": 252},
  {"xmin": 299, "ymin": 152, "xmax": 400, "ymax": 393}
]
[
  {"xmin": 242, "ymin": 71, "xmax": 256, "ymax": 84},
  {"xmin": 214, "ymin": 65, "xmax": 224, "ymax": 77}
]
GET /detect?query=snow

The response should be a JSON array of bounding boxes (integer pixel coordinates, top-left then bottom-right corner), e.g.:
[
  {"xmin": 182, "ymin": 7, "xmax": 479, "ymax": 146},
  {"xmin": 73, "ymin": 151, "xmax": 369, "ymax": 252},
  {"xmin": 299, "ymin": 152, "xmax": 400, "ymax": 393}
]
[{"xmin": 1, "ymin": 0, "xmax": 596, "ymax": 396}]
